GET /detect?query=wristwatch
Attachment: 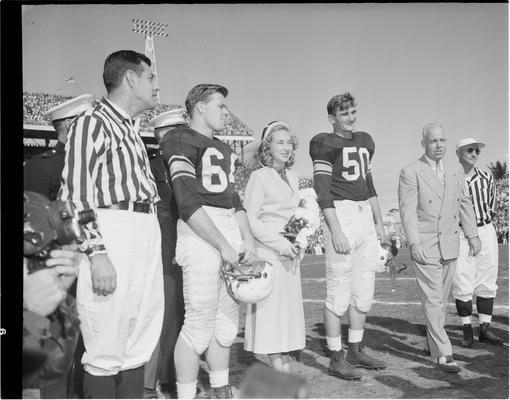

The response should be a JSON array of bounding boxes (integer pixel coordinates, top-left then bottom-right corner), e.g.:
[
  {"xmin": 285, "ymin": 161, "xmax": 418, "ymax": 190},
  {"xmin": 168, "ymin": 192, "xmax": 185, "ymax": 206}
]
[{"xmin": 85, "ymin": 244, "xmax": 107, "ymax": 260}]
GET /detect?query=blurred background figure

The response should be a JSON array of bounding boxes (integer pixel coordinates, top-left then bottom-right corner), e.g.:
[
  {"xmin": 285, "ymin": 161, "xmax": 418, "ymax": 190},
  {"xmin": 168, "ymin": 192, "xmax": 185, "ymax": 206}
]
[
  {"xmin": 238, "ymin": 363, "xmax": 307, "ymax": 399},
  {"xmin": 24, "ymin": 94, "xmax": 94, "ymax": 201},
  {"xmin": 143, "ymin": 109, "xmax": 188, "ymax": 399},
  {"xmin": 24, "ymin": 94, "xmax": 93, "ymax": 399}
]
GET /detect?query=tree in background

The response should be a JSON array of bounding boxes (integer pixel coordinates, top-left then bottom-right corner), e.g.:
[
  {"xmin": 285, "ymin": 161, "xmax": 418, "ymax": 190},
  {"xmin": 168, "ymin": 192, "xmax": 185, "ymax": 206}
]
[{"xmin": 488, "ymin": 160, "xmax": 508, "ymax": 180}]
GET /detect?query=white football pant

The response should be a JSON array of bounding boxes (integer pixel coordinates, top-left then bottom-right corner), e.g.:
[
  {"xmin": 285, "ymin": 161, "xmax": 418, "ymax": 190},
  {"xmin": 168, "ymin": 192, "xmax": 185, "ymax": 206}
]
[
  {"xmin": 175, "ymin": 206, "xmax": 243, "ymax": 355},
  {"xmin": 324, "ymin": 200, "xmax": 379, "ymax": 316}
]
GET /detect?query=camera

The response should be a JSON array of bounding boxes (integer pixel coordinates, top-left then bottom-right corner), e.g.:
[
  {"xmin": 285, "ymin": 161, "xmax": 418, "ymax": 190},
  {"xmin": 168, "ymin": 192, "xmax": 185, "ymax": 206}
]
[{"xmin": 24, "ymin": 191, "xmax": 96, "ymax": 273}]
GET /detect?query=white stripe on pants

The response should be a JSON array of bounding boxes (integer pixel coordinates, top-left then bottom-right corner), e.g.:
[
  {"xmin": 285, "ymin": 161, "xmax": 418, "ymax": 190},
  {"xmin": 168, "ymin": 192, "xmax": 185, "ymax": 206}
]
[
  {"xmin": 175, "ymin": 206, "xmax": 243, "ymax": 355},
  {"xmin": 77, "ymin": 209, "xmax": 164, "ymax": 376},
  {"xmin": 452, "ymin": 223, "xmax": 499, "ymax": 301}
]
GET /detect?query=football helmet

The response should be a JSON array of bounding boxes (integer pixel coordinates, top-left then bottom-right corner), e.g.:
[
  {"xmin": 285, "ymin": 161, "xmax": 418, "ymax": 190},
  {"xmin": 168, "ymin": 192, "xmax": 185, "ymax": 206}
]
[
  {"xmin": 221, "ymin": 257, "xmax": 274, "ymax": 304},
  {"xmin": 375, "ymin": 240, "xmax": 398, "ymax": 273}
]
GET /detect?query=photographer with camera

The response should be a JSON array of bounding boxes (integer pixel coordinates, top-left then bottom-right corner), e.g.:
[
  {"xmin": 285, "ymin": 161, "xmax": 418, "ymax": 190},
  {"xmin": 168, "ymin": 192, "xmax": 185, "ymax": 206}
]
[
  {"xmin": 23, "ymin": 190, "xmax": 94, "ymax": 394},
  {"xmin": 24, "ymin": 95, "xmax": 94, "ymax": 398},
  {"xmin": 23, "ymin": 246, "xmax": 83, "ymax": 390}
]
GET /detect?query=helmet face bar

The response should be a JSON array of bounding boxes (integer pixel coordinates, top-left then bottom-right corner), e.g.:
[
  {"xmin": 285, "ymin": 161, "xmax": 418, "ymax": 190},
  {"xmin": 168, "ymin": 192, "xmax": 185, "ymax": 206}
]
[{"xmin": 221, "ymin": 258, "xmax": 274, "ymax": 304}]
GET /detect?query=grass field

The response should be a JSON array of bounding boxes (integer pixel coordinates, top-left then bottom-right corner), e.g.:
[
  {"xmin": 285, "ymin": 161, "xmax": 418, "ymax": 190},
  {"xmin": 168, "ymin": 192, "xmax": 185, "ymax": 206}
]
[
  {"xmin": 224, "ymin": 245, "xmax": 509, "ymax": 399},
  {"xmin": 24, "ymin": 246, "xmax": 508, "ymax": 399}
]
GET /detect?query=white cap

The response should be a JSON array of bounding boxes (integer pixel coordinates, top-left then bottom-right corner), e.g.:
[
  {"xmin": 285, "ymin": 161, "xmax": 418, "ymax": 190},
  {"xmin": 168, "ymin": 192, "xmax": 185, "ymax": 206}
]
[
  {"xmin": 43, "ymin": 94, "xmax": 94, "ymax": 122},
  {"xmin": 150, "ymin": 108, "xmax": 188, "ymax": 129},
  {"xmin": 456, "ymin": 137, "xmax": 486, "ymax": 152}
]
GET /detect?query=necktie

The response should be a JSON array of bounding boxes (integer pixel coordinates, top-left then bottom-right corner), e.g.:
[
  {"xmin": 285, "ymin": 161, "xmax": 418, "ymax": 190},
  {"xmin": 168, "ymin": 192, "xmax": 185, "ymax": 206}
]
[{"xmin": 436, "ymin": 161, "xmax": 445, "ymax": 185}]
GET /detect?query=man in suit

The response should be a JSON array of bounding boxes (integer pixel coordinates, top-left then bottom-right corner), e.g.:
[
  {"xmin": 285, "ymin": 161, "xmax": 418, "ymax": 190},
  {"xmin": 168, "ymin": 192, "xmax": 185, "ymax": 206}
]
[{"xmin": 398, "ymin": 122, "xmax": 481, "ymax": 373}]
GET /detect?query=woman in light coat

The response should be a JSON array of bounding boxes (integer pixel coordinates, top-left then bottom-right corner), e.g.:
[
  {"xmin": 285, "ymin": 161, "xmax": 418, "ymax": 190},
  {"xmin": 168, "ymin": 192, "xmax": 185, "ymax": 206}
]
[{"xmin": 243, "ymin": 121, "xmax": 306, "ymax": 372}]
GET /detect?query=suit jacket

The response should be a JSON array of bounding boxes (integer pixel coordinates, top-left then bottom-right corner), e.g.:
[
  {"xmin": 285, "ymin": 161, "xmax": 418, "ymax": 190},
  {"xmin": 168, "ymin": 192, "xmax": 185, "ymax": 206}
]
[{"xmin": 398, "ymin": 155, "xmax": 478, "ymax": 260}]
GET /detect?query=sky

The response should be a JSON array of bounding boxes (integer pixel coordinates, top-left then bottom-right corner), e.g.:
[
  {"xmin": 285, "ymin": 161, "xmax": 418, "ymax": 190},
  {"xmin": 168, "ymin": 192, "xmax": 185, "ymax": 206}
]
[{"xmin": 22, "ymin": 3, "xmax": 508, "ymax": 213}]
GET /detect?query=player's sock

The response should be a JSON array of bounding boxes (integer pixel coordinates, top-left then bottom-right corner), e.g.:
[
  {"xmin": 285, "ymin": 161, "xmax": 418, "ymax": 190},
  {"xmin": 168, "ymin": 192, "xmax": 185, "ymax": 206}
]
[
  {"xmin": 455, "ymin": 299, "xmax": 472, "ymax": 318},
  {"xmin": 476, "ymin": 297, "xmax": 494, "ymax": 320},
  {"xmin": 209, "ymin": 369, "xmax": 229, "ymax": 388},
  {"xmin": 348, "ymin": 329, "xmax": 364, "ymax": 343},
  {"xmin": 479, "ymin": 313, "xmax": 492, "ymax": 324},
  {"xmin": 176, "ymin": 380, "xmax": 197, "ymax": 399},
  {"xmin": 460, "ymin": 316, "xmax": 472, "ymax": 325},
  {"xmin": 326, "ymin": 335, "xmax": 343, "ymax": 351}
]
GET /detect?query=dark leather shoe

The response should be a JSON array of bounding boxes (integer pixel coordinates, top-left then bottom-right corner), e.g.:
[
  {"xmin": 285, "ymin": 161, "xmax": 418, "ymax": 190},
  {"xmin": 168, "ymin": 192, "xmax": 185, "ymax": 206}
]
[
  {"xmin": 437, "ymin": 355, "xmax": 460, "ymax": 373},
  {"xmin": 328, "ymin": 350, "xmax": 363, "ymax": 380},
  {"xmin": 159, "ymin": 383, "xmax": 178, "ymax": 399},
  {"xmin": 460, "ymin": 324, "xmax": 474, "ymax": 348},
  {"xmin": 479, "ymin": 323, "xmax": 504, "ymax": 345},
  {"xmin": 346, "ymin": 342, "xmax": 387, "ymax": 370}
]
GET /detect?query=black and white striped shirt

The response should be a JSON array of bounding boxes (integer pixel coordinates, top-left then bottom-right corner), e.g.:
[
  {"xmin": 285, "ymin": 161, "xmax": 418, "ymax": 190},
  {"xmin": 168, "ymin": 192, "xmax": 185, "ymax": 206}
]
[
  {"xmin": 59, "ymin": 98, "xmax": 159, "ymax": 246},
  {"xmin": 465, "ymin": 166, "xmax": 496, "ymax": 226}
]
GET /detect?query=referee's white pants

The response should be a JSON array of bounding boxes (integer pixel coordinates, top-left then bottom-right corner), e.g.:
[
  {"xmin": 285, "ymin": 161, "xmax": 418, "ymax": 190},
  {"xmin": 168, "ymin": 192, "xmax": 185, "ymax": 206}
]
[
  {"xmin": 452, "ymin": 223, "xmax": 499, "ymax": 302},
  {"xmin": 77, "ymin": 209, "xmax": 164, "ymax": 376},
  {"xmin": 324, "ymin": 200, "xmax": 379, "ymax": 316},
  {"xmin": 175, "ymin": 206, "xmax": 243, "ymax": 355}
]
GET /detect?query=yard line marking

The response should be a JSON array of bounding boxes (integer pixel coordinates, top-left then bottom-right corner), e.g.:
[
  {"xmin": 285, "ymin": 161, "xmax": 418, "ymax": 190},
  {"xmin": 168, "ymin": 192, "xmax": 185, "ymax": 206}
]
[
  {"xmin": 302, "ymin": 299, "xmax": 509, "ymax": 309},
  {"xmin": 302, "ymin": 277, "xmax": 509, "ymax": 282}
]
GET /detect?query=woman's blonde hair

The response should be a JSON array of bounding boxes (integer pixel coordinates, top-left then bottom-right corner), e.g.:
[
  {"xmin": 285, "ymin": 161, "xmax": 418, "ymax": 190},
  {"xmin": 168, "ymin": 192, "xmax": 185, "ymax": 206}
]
[{"xmin": 257, "ymin": 121, "xmax": 298, "ymax": 168}]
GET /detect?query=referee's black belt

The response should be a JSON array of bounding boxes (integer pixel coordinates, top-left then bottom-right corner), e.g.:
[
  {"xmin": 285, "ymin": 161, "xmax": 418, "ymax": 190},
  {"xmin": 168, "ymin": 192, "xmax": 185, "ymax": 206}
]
[
  {"xmin": 477, "ymin": 220, "xmax": 492, "ymax": 228},
  {"xmin": 99, "ymin": 201, "xmax": 156, "ymax": 214}
]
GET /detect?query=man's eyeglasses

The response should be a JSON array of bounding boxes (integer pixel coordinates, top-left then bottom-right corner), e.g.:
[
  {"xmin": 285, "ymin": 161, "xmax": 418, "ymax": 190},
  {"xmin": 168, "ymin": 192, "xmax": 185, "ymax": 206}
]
[{"xmin": 466, "ymin": 148, "xmax": 481, "ymax": 155}]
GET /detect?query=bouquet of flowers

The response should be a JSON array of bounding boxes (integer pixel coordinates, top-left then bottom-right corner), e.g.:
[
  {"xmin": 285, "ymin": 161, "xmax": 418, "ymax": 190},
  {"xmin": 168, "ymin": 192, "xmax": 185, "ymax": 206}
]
[{"xmin": 282, "ymin": 188, "xmax": 321, "ymax": 250}]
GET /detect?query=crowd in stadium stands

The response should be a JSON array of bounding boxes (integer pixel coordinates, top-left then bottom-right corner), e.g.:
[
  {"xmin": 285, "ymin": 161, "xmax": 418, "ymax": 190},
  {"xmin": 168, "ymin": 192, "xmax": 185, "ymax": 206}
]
[
  {"xmin": 23, "ymin": 91, "xmax": 253, "ymax": 137},
  {"xmin": 23, "ymin": 92, "xmax": 74, "ymax": 125}
]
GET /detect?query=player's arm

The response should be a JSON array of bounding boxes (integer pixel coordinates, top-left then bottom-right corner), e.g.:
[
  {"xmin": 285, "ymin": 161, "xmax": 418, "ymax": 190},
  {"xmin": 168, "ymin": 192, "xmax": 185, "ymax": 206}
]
[
  {"xmin": 232, "ymin": 191, "xmax": 257, "ymax": 263},
  {"xmin": 186, "ymin": 209, "xmax": 240, "ymax": 266},
  {"xmin": 162, "ymin": 134, "xmax": 239, "ymax": 266},
  {"xmin": 368, "ymin": 196, "xmax": 385, "ymax": 241},
  {"xmin": 365, "ymin": 138, "xmax": 385, "ymax": 240},
  {"xmin": 59, "ymin": 115, "xmax": 116, "ymax": 296},
  {"xmin": 309, "ymin": 136, "xmax": 351, "ymax": 255},
  {"xmin": 489, "ymin": 173, "xmax": 496, "ymax": 216}
]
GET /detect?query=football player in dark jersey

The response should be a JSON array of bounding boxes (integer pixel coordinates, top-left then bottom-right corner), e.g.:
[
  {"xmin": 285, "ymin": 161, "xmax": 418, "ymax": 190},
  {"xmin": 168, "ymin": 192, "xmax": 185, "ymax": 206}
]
[
  {"xmin": 160, "ymin": 84, "xmax": 256, "ymax": 399},
  {"xmin": 309, "ymin": 92, "xmax": 387, "ymax": 380}
]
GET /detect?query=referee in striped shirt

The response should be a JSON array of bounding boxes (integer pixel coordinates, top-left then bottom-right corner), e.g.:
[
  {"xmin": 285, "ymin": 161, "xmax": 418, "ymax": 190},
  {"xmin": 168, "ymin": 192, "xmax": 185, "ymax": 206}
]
[
  {"xmin": 452, "ymin": 138, "xmax": 504, "ymax": 347},
  {"xmin": 59, "ymin": 50, "xmax": 164, "ymax": 398}
]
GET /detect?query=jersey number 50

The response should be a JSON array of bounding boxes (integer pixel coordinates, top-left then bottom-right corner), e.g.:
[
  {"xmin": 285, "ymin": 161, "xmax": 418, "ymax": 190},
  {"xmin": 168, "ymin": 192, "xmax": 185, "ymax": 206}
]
[
  {"xmin": 342, "ymin": 147, "xmax": 370, "ymax": 181},
  {"xmin": 202, "ymin": 148, "xmax": 236, "ymax": 193}
]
